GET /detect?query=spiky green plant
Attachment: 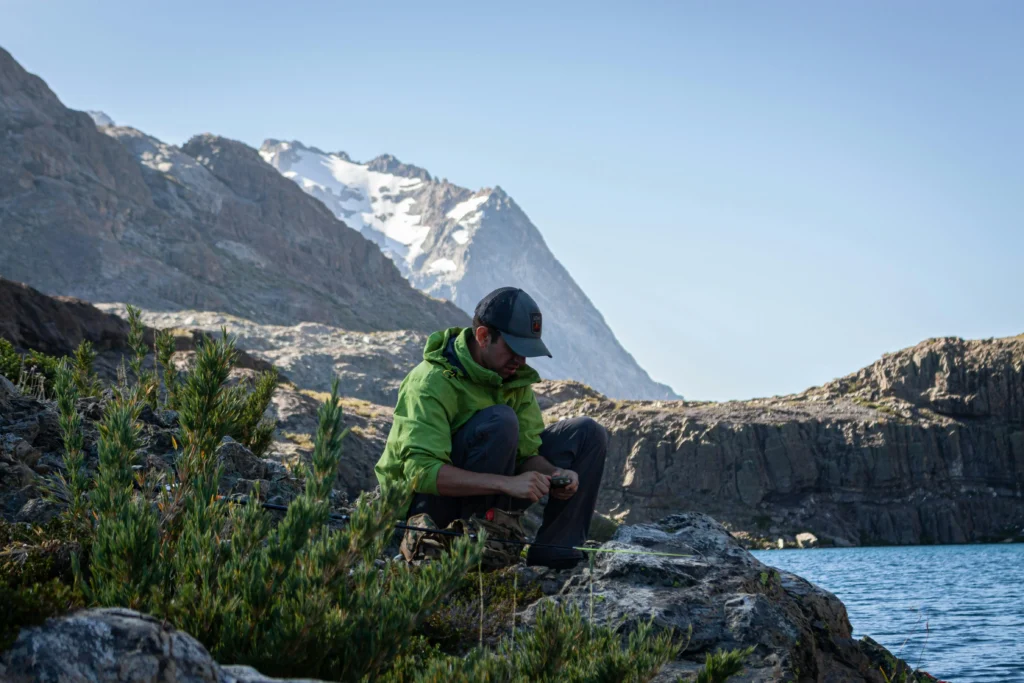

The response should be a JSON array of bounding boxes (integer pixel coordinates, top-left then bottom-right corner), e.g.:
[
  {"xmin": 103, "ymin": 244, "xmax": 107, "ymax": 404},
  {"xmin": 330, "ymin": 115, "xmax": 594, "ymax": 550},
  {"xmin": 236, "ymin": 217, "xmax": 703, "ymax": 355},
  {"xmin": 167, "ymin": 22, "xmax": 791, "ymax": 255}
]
[
  {"xmin": 72, "ymin": 339, "xmax": 103, "ymax": 397},
  {"xmin": 694, "ymin": 646, "xmax": 755, "ymax": 683},
  {"xmin": 76, "ymin": 389, "xmax": 163, "ymax": 609},
  {"xmin": 228, "ymin": 368, "xmax": 279, "ymax": 457},
  {"xmin": 382, "ymin": 603, "xmax": 680, "ymax": 683},
  {"xmin": 53, "ymin": 361, "xmax": 89, "ymax": 523},
  {"xmin": 154, "ymin": 329, "xmax": 179, "ymax": 409},
  {"xmin": 0, "ymin": 338, "xmax": 21, "ymax": 385},
  {"xmin": 125, "ymin": 304, "xmax": 157, "ymax": 409}
]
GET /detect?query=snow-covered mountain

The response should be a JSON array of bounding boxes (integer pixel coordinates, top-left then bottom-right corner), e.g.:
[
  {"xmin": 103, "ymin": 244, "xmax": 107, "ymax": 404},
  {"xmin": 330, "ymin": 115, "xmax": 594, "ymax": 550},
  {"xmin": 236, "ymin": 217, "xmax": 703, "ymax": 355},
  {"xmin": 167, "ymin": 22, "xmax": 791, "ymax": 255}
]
[{"xmin": 259, "ymin": 140, "xmax": 679, "ymax": 400}]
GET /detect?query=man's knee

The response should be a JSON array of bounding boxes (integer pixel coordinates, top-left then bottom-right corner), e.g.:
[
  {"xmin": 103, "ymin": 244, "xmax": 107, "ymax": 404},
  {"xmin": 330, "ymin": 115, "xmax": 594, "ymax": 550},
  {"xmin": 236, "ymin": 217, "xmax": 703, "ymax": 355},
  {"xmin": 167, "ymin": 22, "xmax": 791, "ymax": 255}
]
[
  {"xmin": 573, "ymin": 416, "xmax": 608, "ymax": 452},
  {"xmin": 473, "ymin": 404, "xmax": 519, "ymax": 447}
]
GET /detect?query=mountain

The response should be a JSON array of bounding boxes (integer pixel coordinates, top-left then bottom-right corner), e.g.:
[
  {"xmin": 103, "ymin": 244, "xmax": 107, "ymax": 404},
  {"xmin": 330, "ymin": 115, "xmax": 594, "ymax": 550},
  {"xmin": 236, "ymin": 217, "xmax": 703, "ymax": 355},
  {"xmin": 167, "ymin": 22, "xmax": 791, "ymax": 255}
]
[
  {"xmin": 259, "ymin": 140, "xmax": 679, "ymax": 400},
  {"xmin": 0, "ymin": 47, "xmax": 466, "ymax": 334}
]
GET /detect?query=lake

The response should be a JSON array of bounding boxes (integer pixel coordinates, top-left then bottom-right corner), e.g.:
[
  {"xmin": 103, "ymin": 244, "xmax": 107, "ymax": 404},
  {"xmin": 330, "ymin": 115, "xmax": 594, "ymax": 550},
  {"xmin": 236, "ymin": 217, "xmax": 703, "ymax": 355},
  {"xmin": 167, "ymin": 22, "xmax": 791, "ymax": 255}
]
[{"xmin": 751, "ymin": 544, "xmax": 1024, "ymax": 682}]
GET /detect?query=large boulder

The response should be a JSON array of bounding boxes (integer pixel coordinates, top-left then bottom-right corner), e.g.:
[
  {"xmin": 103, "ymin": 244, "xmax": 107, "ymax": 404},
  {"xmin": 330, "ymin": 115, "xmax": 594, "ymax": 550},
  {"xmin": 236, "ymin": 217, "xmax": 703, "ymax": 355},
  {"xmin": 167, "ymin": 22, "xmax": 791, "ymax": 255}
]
[
  {"xmin": 0, "ymin": 608, "xmax": 328, "ymax": 682},
  {"xmin": 524, "ymin": 512, "xmax": 929, "ymax": 682}
]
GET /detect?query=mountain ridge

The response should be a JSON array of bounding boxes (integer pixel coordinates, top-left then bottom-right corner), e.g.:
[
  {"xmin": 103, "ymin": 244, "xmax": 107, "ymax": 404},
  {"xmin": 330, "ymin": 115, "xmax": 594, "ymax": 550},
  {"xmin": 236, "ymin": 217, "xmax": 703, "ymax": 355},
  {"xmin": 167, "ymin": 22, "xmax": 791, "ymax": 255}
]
[
  {"xmin": 260, "ymin": 139, "xmax": 680, "ymax": 400},
  {"xmin": 0, "ymin": 47, "xmax": 467, "ymax": 336}
]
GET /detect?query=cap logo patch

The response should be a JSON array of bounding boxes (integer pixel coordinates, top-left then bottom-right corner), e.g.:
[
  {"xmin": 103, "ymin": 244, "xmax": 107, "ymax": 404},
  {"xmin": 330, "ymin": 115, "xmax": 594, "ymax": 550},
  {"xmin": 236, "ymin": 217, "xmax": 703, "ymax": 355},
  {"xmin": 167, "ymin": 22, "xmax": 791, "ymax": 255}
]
[{"xmin": 531, "ymin": 313, "xmax": 542, "ymax": 335}]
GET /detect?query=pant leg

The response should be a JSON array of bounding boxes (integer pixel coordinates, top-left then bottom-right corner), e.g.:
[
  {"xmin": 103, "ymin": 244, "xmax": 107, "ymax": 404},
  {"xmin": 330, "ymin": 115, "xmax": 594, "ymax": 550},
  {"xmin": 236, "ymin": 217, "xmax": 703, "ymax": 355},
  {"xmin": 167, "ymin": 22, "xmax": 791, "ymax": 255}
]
[
  {"xmin": 407, "ymin": 404, "xmax": 519, "ymax": 528},
  {"xmin": 526, "ymin": 416, "xmax": 608, "ymax": 564}
]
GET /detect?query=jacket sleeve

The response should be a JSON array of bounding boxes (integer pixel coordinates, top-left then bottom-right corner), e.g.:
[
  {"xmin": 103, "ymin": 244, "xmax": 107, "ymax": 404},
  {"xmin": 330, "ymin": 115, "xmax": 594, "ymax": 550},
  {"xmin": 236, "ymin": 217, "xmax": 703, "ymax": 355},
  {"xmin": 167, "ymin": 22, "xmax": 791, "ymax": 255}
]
[
  {"xmin": 513, "ymin": 387, "xmax": 544, "ymax": 461},
  {"xmin": 390, "ymin": 379, "xmax": 453, "ymax": 496}
]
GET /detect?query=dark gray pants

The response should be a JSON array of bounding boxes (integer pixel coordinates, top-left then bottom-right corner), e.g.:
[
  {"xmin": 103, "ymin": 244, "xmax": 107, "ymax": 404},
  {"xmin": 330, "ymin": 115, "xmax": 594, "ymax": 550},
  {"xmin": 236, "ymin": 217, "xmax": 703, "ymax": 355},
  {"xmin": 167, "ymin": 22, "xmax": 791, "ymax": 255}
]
[{"xmin": 408, "ymin": 405, "xmax": 608, "ymax": 564}]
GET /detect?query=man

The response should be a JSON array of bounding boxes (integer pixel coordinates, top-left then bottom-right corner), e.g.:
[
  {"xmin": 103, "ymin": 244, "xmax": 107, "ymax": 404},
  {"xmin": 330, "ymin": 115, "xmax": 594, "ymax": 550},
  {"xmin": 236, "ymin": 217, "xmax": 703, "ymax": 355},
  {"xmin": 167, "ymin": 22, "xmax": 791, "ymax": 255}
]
[{"xmin": 374, "ymin": 286, "xmax": 608, "ymax": 569}]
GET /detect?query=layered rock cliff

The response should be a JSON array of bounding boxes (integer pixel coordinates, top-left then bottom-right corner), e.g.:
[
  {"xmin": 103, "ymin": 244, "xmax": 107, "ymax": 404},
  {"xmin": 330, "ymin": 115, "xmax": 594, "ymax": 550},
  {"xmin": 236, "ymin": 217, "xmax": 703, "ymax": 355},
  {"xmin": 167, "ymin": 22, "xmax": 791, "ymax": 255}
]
[{"xmin": 543, "ymin": 335, "xmax": 1024, "ymax": 546}]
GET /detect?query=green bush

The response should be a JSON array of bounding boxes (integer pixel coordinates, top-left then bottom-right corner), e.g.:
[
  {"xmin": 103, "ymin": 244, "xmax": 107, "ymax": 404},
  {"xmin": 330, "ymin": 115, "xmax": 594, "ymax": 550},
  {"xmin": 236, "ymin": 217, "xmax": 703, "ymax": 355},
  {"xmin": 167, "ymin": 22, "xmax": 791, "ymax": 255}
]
[
  {"xmin": 383, "ymin": 602, "xmax": 679, "ymax": 683},
  {"xmin": 5, "ymin": 331, "xmax": 687, "ymax": 681},
  {"xmin": 694, "ymin": 646, "xmax": 755, "ymax": 683}
]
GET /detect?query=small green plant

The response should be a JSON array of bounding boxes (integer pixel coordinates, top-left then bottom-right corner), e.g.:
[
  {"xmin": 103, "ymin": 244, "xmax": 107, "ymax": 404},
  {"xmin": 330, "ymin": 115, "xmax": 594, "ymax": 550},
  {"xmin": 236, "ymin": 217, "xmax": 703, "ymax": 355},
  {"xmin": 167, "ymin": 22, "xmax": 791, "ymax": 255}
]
[
  {"xmin": 694, "ymin": 646, "xmax": 755, "ymax": 683},
  {"xmin": 227, "ymin": 368, "xmax": 279, "ymax": 457},
  {"xmin": 125, "ymin": 304, "xmax": 158, "ymax": 409},
  {"xmin": 386, "ymin": 603, "xmax": 679, "ymax": 682},
  {"xmin": 53, "ymin": 360, "xmax": 89, "ymax": 524},
  {"xmin": 72, "ymin": 340, "xmax": 103, "ymax": 397},
  {"xmin": 154, "ymin": 329, "xmax": 179, "ymax": 409},
  {"xmin": 0, "ymin": 338, "xmax": 21, "ymax": 384}
]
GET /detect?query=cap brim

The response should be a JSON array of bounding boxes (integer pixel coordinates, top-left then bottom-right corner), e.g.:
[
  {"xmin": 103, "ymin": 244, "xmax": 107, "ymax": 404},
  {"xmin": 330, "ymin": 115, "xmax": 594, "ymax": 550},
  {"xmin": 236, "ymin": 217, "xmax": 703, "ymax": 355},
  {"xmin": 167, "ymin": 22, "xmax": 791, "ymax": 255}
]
[{"xmin": 502, "ymin": 333, "xmax": 552, "ymax": 358}]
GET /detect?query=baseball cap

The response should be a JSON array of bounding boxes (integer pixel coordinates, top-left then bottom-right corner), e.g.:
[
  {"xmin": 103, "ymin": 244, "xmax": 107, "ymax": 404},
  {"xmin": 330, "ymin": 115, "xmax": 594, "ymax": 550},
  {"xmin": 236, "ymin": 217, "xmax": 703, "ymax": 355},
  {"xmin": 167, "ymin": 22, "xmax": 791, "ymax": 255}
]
[{"xmin": 473, "ymin": 287, "xmax": 552, "ymax": 358}]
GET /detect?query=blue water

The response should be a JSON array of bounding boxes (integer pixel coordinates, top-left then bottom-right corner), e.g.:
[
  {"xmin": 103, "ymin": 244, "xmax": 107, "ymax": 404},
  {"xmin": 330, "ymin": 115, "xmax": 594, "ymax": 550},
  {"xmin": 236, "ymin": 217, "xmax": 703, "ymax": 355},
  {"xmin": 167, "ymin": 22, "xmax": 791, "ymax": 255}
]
[{"xmin": 751, "ymin": 544, "xmax": 1024, "ymax": 682}]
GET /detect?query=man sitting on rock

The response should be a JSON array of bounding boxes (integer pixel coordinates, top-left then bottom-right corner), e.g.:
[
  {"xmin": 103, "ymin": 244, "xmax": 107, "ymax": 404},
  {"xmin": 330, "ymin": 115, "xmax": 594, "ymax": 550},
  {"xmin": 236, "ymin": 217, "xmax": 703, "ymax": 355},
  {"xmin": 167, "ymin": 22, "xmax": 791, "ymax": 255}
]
[{"xmin": 374, "ymin": 286, "xmax": 608, "ymax": 569}]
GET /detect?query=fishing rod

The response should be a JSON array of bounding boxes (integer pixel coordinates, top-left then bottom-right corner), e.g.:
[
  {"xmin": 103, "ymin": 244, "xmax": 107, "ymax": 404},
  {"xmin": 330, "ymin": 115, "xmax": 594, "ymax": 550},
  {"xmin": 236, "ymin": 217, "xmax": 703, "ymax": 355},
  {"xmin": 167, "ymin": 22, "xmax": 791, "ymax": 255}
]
[{"xmin": 247, "ymin": 498, "xmax": 697, "ymax": 559}]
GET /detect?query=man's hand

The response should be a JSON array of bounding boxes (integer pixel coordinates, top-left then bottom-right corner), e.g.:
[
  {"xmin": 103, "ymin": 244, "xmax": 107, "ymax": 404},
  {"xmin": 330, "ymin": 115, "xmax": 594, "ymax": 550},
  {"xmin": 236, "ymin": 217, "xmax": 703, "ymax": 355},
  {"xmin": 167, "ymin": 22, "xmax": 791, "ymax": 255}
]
[
  {"xmin": 501, "ymin": 471, "xmax": 551, "ymax": 502},
  {"xmin": 549, "ymin": 468, "xmax": 579, "ymax": 500}
]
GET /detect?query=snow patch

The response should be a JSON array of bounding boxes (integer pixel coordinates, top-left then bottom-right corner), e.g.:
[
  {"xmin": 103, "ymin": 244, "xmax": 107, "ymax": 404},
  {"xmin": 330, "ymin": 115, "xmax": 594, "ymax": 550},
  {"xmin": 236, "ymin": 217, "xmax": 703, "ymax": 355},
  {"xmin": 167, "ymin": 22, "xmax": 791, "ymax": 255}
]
[
  {"xmin": 264, "ymin": 146, "xmax": 432, "ymax": 263},
  {"xmin": 446, "ymin": 194, "xmax": 489, "ymax": 224},
  {"xmin": 427, "ymin": 258, "xmax": 457, "ymax": 273},
  {"xmin": 451, "ymin": 229, "xmax": 469, "ymax": 245}
]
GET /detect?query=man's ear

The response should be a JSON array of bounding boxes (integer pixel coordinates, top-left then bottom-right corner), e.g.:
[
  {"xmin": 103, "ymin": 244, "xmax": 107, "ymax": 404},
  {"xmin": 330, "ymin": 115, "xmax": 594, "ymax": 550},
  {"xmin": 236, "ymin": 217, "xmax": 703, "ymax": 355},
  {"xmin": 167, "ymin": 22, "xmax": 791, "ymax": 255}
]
[{"xmin": 474, "ymin": 325, "xmax": 491, "ymax": 346}]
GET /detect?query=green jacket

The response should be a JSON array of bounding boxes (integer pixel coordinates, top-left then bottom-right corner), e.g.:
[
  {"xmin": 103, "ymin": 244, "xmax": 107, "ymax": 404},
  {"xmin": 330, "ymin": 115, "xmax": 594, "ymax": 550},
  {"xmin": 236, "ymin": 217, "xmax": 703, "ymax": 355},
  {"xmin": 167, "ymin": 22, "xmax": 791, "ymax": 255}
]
[{"xmin": 374, "ymin": 327, "xmax": 544, "ymax": 503}]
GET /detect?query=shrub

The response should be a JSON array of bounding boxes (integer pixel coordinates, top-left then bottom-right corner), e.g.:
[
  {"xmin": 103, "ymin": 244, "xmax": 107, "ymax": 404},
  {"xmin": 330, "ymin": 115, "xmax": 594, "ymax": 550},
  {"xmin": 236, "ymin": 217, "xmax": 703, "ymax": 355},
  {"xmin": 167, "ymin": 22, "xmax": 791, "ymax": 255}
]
[
  {"xmin": 228, "ymin": 368, "xmax": 278, "ymax": 457},
  {"xmin": 154, "ymin": 329, "xmax": 179, "ymax": 409},
  {"xmin": 383, "ymin": 602, "xmax": 679, "ymax": 683},
  {"xmin": 695, "ymin": 646, "xmax": 755, "ymax": 683}
]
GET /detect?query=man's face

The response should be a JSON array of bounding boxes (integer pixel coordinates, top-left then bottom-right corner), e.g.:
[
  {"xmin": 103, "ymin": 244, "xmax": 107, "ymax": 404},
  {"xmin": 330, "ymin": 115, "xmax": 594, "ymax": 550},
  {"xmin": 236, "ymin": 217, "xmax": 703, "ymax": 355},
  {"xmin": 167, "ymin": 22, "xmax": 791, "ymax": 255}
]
[{"xmin": 475, "ymin": 326, "xmax": 525, "ymax": 378}]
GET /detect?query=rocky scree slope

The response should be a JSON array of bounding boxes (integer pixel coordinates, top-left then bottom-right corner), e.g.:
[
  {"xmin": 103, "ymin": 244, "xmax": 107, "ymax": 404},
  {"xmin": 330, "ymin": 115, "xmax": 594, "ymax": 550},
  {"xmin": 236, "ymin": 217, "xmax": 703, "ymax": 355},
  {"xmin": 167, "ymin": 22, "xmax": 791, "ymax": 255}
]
[
  {"xmin": 543, "ymin": 335, "xmax": 1024, "ymax": 546},
  {"xmin": 260, "ymin": 139, "xmax": 678, "ymax": 401},
  {"xmin": 0, "ymin": 47, "xmax": 465, "ymax": 334},
  {"xmin": 0, "ymin": 278, "xmax": 391, "ymax": 522},
  {"xmin": 94, "ymin": 305, "xmax": 424, "ymax": 407}
]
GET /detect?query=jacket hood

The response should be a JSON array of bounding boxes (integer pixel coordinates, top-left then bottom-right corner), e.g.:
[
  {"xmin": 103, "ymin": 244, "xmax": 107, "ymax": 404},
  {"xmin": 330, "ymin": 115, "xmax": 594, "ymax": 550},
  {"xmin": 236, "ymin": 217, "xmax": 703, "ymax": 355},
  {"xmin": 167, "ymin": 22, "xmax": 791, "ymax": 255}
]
[{"xmin": 423, "ymin": 327, "xmax": 540, "ymax": 389}]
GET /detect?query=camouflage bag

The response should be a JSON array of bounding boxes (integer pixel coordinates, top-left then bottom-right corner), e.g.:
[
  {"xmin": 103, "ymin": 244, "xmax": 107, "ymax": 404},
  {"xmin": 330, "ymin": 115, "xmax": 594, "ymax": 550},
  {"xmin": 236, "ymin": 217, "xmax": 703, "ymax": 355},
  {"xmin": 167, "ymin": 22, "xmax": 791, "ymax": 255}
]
[
  {"xmin": 465, "ymin": 508, "xmax": 528, "ymax": 570},
  {"xmin": 400, "ymin": 509, "xmax": 528, "ymax": 569},
  {"xmin": 400, "ymin": 513, "xmax": 447, "ymax": 564}
]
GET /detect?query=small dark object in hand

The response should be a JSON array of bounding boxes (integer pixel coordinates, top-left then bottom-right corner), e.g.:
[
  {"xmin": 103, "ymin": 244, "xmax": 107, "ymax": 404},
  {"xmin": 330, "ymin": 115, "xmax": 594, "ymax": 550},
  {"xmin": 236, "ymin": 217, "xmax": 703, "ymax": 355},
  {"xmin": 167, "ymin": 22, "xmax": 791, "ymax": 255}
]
[{"xmin": 550, "ymin": 475, "xmax": 571, "ymax": 488}]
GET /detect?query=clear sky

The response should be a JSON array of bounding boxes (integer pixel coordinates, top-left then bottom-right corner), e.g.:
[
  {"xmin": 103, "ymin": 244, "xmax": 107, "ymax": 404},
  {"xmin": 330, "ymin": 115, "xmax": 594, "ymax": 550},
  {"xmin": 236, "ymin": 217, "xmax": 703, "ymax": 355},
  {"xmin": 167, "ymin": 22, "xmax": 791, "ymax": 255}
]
[{"xmin": 3, "ymin": 1, "xmax": 1022, "ymax": 401}]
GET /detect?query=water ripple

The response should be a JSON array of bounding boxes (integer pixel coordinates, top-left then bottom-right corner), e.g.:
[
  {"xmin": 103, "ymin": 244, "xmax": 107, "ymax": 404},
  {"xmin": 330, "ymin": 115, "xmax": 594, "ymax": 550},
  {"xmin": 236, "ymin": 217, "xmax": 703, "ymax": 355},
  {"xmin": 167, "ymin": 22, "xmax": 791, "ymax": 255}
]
[{"xmin": 752, "ymin": 544, "xmax": 1024, "ymax": 682}]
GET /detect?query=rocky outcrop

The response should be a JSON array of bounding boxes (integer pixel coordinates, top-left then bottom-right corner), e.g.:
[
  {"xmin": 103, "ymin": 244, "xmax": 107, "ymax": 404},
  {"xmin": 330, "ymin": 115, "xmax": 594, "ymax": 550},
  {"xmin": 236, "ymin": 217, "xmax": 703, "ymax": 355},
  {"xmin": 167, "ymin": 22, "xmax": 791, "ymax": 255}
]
[
  {"xmin": 0, "ymin": 47, "xmax": 466, "ymax": 334},
  {"xmin": 523, "ymin": 513, "xmax": 931, "ymax": 682},
  {"xmin": 546, "ymin": 335, "xmax": 1024, "ymax": 546},
  {"xmin": 0, "ymin": 608, "xmax": 331, "ymax": 682},
  {"xmin": 95, "ymin": 305, "xmax": 424, "ymax": 407}
]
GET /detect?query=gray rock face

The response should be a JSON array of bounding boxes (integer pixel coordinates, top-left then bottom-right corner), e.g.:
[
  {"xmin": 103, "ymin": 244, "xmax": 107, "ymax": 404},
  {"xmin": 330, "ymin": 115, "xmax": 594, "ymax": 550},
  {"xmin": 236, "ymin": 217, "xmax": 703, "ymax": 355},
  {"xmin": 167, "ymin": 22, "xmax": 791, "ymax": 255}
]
[
  {"xmin": 523, "ymin": 513, "xmax": 927, "ymax": 681},
  {"xmin": 97, "ymin": 305, "xmax": 424, "ymax": 407},
  {"xmin": 0, "ymin": 608, "xmax": 330, "ymax": 683},
  {"xmin": 0, "ymin": 48, "xmax": 466, "ymax": 335},
  {"xmin": 545, "ymin": 335, "xmax": 1024, "ymax": 546},
  {"xmin": 259, "ymin": 140, "xmax": 679, "ymax": 401}
]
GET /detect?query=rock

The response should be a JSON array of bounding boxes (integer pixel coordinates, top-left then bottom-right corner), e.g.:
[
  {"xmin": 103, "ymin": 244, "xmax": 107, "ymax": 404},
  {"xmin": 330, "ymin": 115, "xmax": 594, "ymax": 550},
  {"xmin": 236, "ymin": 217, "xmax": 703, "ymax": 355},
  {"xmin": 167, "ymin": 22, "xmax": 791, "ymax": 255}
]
[
  {"xmin": 522, "ymin": 512, "xmax": 925, "ymax": 681},
  {"xmin": 15, "ymin": 497, "xmax": 61, "ymax": 525},
  {"xmin": 533, "ymin": 379, "xmax": 607, "ymax": 410},
  {"xmin": 796, "ymin": 532, "xmax": 818, "ymax": 548},
  {"xmin": 0, "ymin": 608, "xmax": 331, "ymax": 683},
  {"xmin": 0, "ymin": 374, "xmax": 17, "ymax": 402},
  {"xmin": 0, "ymin": 608, "xmax": 221, "ymax": 682},
  {"xmin": 12, "ymin": 439, "xmax": 41, "ymax": 468},
  {"xmin": 218, "ymin": 438, "xmax": 266, "ymax": 480}
]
